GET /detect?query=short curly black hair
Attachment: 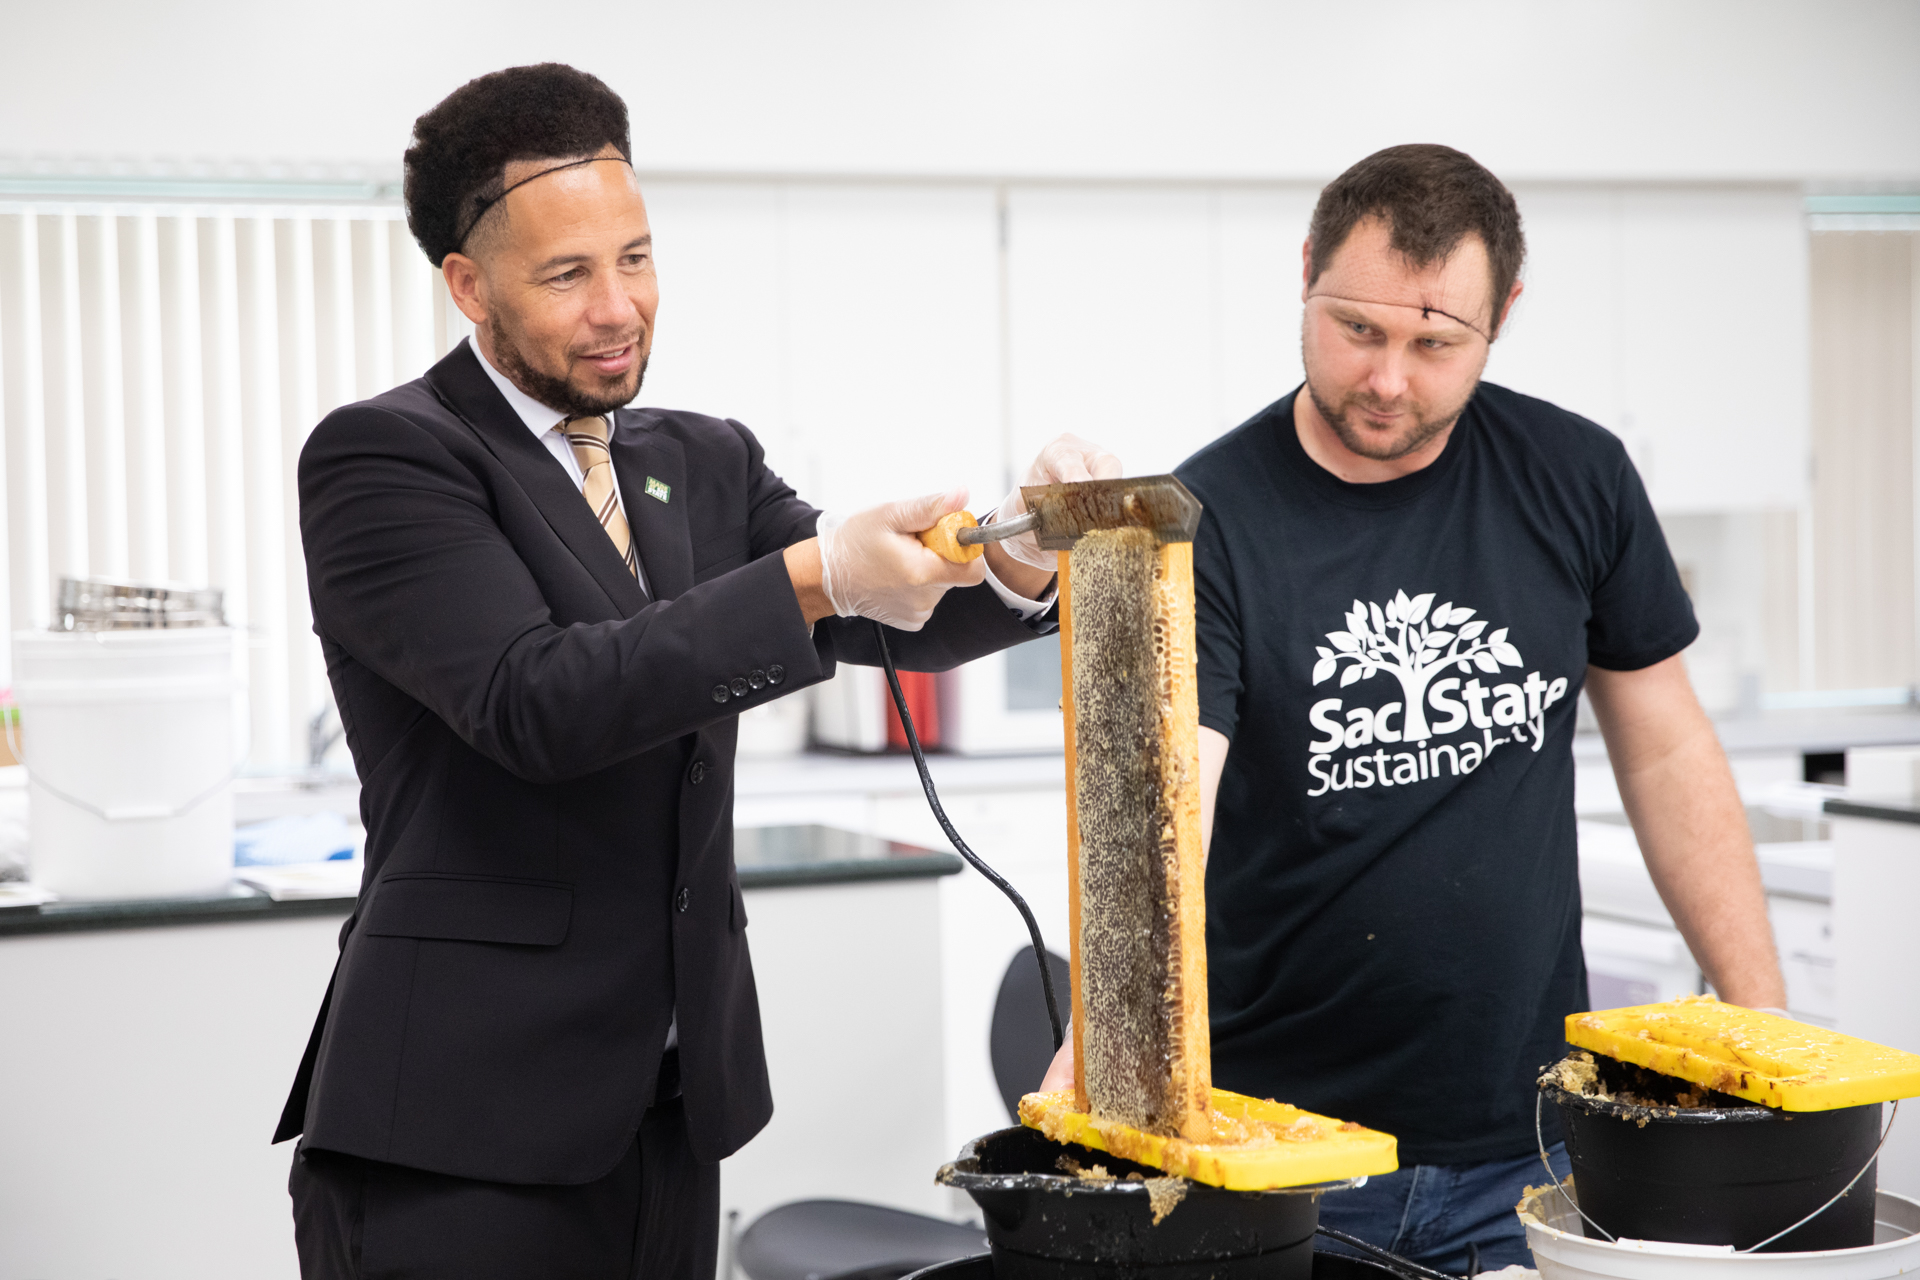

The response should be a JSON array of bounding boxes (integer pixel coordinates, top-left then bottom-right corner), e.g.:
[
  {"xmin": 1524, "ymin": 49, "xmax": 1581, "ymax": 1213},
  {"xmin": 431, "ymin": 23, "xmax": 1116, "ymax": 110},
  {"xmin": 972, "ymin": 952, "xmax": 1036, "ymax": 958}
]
[{"xmin": 404, "ymin": 63, "xmax": 631, "ymax": 267}]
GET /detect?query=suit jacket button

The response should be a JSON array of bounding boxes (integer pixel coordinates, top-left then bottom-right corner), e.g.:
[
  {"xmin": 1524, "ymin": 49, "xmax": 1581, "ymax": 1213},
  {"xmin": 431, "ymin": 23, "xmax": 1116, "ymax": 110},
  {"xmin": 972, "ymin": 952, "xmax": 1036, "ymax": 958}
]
[
  {"xmin": 730, "ymin": 677, "xmax": 749, "ymax": 698},
  {"xmin": 676, "ymin": 887, "xmax": 691, "ymax": 913},
  {"xmin": 749, "ymin": 669, "xmax": 767, "ymax": 690},
  {"xmin": 689, "ymin": 760, "xmax": 707, "ymax": 785},
  {"xmin": 711, "ymin": 684, "xmax": 730, "ymax": 704},
  {"xmin": 767, "ymin": 665, "xmax": 785, "ymax": 685}
]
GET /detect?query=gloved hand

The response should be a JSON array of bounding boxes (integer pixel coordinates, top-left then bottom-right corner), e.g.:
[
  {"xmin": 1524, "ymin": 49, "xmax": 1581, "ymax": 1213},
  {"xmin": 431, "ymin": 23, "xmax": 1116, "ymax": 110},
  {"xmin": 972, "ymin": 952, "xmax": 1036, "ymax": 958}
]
[
  {"xmin": 987, "ymin": 433, "xmax": 1124, "ymax": 572},
  {"xmin": 816, "ymin": 487, "xmax": 988, "ymax": 631}
]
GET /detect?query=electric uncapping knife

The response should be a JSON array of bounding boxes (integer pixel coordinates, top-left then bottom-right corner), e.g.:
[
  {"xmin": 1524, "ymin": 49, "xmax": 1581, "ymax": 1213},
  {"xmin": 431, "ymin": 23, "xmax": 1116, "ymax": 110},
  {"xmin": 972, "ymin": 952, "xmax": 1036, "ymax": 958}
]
[{"xmin": 915, "ymin": 475, "xmax": 1203, "ymax": 563}]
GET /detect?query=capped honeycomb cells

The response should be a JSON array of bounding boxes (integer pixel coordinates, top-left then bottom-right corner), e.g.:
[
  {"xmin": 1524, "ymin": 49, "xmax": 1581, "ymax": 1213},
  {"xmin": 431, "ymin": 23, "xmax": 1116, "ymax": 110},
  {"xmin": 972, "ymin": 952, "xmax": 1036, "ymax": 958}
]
[{"xmin": 1066, "ymin": 527, "xmax": 1209, "ymax": 1142}]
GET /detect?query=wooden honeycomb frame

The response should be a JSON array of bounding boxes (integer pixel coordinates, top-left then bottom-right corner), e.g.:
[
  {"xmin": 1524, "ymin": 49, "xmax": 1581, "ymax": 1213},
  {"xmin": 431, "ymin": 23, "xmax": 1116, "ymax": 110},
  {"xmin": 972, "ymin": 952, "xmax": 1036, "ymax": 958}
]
[{"xmin": 1060, "ymin": 528, "xmax": 1211, "ymax": 1143}]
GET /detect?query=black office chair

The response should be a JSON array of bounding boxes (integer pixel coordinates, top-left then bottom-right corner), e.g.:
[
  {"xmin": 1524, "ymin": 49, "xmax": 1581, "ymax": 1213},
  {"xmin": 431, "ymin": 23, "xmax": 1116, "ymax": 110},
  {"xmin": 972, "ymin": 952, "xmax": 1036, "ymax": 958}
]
[
  {"xmin": 988, "ymin": 945, "xmax": 1071, "ymax": 1123},
  {"xmin": 732, "ymin": 946, "xmax": 1067, "ymax": 1280}
]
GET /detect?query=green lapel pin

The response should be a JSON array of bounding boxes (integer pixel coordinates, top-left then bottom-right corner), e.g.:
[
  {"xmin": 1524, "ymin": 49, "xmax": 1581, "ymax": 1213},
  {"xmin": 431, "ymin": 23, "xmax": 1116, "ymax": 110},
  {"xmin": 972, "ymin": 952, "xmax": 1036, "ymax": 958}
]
[{"xmin": 645, "ymin": 476, "xmax": 671, "ymax": 504}]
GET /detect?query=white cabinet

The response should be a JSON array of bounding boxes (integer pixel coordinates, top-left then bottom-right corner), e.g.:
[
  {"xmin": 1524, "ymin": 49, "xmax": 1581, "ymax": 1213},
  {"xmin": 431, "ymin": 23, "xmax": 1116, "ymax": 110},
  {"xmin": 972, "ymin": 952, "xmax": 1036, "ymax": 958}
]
[
  {"xmin": 1769, "ymin": 893, "xmax": 1838, "ymax": 1025},
  {"xmin": 638, "ymin": 181, "xmax": 1002, "ymax": 513},
  {"xmin": 1582, "ymin": 914, "xmax": 1702, "ymax": 1008},
  {"xmin": 1577, "ymin": 813, "xmax": 1836, "ymax": 1025},
  {"xmin": 1006, "ymin": 187, "xmax": 1222, "ymax": 478},
  {"xmin": 1486, "ymin": 186, "xmax": 1809, "ymax": 514},
  {"xmin": 637, "ymin": 179, "xmax": 1809, "ymax": 522},
  {"xmin": 783, "ymin": 185, "xmax": 1003, "ymax": 514}
]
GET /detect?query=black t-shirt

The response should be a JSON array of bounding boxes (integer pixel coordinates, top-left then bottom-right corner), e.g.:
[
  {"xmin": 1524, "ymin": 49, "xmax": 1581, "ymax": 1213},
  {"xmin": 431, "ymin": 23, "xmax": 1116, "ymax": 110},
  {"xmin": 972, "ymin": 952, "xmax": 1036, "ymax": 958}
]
[{"xmin": 1175, "ymin": 383, "xmax": 1697, "ymax": 1166}]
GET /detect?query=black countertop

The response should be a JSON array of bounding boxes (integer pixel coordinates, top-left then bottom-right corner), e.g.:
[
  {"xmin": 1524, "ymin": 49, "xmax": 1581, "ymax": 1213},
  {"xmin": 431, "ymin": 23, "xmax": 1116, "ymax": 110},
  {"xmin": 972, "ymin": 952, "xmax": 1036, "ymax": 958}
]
[
  {"xmin": 0, "ymin": 824, "xmax": 960, "ymax": 939},
  {"xmin": 1825, "ymin": 796, "xmax": 1920, "ymax": 826}
]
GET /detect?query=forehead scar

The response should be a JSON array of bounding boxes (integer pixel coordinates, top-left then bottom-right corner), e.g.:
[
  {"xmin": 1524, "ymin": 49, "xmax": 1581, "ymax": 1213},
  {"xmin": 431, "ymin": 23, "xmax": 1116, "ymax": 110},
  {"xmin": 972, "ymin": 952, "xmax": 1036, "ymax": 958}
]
[{"xmin": 1311, "ymin": 291, "xmax": 1489, "ymax": 341}]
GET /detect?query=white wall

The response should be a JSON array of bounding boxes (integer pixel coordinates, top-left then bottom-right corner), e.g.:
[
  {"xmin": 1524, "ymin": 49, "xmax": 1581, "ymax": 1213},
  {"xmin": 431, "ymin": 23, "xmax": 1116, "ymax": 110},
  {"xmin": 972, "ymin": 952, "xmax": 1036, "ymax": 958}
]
[{"xmin": 1, "ymin": 1, "xmax": 1916, "ymax": 184}]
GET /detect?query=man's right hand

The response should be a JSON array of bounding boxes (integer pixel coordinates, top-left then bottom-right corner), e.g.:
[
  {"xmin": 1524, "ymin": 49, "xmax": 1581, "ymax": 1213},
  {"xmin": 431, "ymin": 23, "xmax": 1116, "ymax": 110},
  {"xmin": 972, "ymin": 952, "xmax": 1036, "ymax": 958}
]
[{"xmin": 797, "ymin": 487, "xmax": 988, "ymax": 631}]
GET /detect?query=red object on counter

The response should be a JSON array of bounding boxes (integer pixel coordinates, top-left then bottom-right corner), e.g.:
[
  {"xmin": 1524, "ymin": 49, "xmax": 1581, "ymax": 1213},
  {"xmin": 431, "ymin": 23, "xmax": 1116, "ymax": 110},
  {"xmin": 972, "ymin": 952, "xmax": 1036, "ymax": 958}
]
[{"xmin": 885, "ymin": 670, "xmax": 942, "ymax": 751}]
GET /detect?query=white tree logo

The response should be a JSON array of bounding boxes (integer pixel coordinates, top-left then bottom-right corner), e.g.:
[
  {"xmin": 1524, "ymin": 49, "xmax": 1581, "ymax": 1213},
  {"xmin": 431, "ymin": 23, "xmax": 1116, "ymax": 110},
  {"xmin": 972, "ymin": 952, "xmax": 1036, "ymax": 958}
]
[{"xmin": 1311, "ymin": 590, "xmax": 1523, "ymax": 742}]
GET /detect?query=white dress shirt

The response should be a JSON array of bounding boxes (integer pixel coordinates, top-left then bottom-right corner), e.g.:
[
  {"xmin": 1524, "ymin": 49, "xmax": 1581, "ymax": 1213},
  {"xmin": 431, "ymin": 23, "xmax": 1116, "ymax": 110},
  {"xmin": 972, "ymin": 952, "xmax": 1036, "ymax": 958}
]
[
  {"xmin": 469, "ymin": 337, "xmax": 1056, "ymax": 619},
  {"xmin": 473, "ymin": 338, "xmax": 652, "ymax": 596}
]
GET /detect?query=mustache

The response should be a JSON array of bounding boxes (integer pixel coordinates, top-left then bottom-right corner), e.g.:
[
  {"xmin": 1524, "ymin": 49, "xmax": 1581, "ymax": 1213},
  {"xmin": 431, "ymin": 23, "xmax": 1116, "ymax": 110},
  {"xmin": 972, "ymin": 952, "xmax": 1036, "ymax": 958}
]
[
  {"xmin": 1343, "ymin": 393, "xmax": 1413, "ymax": 418},
  {"xmin": 570, "ymin": 330, "xmax": 646, "ymax": 363}
]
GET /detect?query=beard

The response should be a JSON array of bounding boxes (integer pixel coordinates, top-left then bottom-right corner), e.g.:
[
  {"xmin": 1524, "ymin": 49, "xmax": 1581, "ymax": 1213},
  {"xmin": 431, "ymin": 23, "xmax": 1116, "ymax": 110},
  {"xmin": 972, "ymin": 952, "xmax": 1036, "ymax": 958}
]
[
  {"xmin": 1301, "ymin": 339, "xmax": 1477, "ymax": 462},
  {"xmin": 488, "ymin": 311, "xmax": 649, "ymax": 419}
]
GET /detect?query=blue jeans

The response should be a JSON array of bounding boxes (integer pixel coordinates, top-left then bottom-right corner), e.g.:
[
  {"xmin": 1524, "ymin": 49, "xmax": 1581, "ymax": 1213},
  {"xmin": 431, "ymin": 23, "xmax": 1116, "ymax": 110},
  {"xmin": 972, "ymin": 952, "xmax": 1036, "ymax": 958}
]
[{"xmin": 1317, "ymin": 1143, "xmax": 1571, "ymax": 1274}]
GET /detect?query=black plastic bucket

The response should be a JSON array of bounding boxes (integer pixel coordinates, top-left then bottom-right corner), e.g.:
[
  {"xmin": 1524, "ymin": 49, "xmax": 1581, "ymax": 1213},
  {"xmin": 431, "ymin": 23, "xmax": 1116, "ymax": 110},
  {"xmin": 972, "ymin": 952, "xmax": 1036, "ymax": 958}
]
[
  {"xmin": 1542, "ymin": 1055, "xmax": 1881, "ymax": 1251},
  {"xmin": 903, "ymin": 1245, "xmax": 1409, "ymax": 1279},
  {"xmin": 937, "ymin": 1126, "xmax": 1355, "ymax": 1280}
]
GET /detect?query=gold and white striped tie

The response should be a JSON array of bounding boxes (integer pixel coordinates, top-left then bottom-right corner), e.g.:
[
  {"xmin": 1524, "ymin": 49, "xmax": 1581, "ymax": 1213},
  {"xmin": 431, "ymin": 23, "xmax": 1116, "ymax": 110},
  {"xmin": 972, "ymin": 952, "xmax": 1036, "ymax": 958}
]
[{"xmin": 559, "ymin": 415, "xmax": 640, "ymax": 580}]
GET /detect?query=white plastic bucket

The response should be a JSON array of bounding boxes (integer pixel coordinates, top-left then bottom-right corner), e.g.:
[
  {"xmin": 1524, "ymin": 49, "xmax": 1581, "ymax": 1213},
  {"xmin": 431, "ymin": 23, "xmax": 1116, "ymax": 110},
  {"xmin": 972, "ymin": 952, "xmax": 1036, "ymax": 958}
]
[
  {"xmin": 1522, "ymin": 1183, "xmax": 1920, "ymax": 1280},
  {"xmin": 12, "ymin": 628, "xmax": 238, "ymax": 900}
]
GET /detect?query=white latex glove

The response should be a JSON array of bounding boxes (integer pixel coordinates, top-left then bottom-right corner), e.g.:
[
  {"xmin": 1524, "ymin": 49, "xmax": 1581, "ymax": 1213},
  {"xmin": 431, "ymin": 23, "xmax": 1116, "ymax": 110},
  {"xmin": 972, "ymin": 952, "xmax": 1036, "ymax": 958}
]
[
  {"xmin": 816, "ymin": 487, "xmax": 988, "ymax": 631},
  {"xmin": 988, "ymin": 433, "xmax": 1124, "ymax": 572}
]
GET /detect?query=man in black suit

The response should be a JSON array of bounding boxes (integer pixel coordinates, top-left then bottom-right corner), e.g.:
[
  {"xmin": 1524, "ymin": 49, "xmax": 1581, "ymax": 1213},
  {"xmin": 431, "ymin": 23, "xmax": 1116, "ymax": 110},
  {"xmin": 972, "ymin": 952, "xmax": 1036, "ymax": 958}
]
[{"xmin": 278, "ymin": 63, "xmax": 1113, "ymax": 1278}]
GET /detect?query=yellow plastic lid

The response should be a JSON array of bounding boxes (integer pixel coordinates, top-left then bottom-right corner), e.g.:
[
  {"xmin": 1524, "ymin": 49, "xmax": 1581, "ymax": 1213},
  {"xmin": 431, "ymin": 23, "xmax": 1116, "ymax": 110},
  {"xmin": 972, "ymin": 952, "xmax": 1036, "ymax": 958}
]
[
  {"xmin": 1019, "ymin": 1087, "xmax": 1399, "ymax": 1191},
  {"xmin": 1565, "ymin": 995, "xmax": 1920, "ymax": 1112}
]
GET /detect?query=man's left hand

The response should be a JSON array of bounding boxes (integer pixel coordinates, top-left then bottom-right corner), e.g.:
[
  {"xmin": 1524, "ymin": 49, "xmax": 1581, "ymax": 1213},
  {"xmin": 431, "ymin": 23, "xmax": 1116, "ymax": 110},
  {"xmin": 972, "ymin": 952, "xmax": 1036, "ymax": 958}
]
[{"xmin": 983, "ymin": 433, "xmax": 1124, "ymax": 597}]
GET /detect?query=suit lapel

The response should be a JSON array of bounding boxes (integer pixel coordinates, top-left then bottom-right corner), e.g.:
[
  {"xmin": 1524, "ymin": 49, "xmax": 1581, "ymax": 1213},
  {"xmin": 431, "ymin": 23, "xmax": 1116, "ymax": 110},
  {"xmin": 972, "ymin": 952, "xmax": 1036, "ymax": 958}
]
[
  {"xmin": 612, "ymin": 415, "xmax": 693, "ymax": 601},
  {"xmin": 425, "ymin": 344, "xmax": 649, "ymax": 617}
]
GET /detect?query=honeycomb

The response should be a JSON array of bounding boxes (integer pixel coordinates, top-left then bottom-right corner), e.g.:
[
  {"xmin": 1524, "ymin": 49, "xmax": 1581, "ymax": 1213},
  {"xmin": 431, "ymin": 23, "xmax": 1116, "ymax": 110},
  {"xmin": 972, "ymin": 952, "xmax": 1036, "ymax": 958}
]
[{"xmin": 1065, "ymin": 528, "xmax": 1209, "ymax": 1142}]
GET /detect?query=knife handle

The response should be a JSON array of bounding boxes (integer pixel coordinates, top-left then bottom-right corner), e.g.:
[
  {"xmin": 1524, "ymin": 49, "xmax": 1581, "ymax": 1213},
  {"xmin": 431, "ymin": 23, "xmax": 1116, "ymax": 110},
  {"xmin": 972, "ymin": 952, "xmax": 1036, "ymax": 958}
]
[{"xmin": 917, "ymin": 510, "xmax": 985, "ymax": 563}]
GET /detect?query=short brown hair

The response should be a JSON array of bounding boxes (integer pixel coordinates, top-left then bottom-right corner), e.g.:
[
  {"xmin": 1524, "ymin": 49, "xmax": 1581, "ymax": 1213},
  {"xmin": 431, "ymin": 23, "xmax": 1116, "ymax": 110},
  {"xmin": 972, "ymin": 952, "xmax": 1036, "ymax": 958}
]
[{"xmin": 1307, "ymin": 144, "xmax": 1525, "ymax": 336}]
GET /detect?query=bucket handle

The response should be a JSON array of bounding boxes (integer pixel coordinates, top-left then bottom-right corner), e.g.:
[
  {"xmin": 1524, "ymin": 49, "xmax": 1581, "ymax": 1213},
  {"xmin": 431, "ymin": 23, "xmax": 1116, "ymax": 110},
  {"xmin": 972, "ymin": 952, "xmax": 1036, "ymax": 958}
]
[
  {"xmin": 1534, "ymin": 1089, "xmax": 1901, "ymax": 1252},
  {"xmin": 2, "ymin": 709, "xmax": 248, "ymax": 823},
  {"xmin": 1737, "ymin": 1099, "xmax": 1897, "ymax": 1253},
  {"xmin": 1534, "ymin": 1090, "xmax": 1618, "ymax": 1242}
]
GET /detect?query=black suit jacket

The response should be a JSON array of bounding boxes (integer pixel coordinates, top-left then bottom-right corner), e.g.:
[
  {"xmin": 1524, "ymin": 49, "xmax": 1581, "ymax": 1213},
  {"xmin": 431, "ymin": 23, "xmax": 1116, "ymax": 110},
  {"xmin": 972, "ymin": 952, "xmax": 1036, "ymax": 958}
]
[{"xmin": 274, "ymin": 343, "xmax": 1043, "ymax": 1183}]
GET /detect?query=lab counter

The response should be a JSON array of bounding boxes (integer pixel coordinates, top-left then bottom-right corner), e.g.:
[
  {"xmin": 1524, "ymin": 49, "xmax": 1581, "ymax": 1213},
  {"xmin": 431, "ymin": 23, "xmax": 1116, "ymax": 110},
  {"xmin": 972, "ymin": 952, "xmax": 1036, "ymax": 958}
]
[
  {"xmin": 0, "ymin": 823, "xmax": 961, "ymax": 938},
  {"xmin": 0, "ymin": 824, "xmax": 962, "ymax": 1280},
  {"xmin": 0, "ymin": 882, "xmax": 355, "ymax": 936}
]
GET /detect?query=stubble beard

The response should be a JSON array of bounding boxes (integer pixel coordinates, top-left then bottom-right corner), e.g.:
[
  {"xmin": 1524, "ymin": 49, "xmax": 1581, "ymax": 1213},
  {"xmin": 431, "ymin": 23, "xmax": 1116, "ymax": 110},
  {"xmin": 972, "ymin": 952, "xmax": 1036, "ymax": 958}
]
[
  {"xmin": 1301, "ymin": 341, "xmax": 1477, "ymax": 463},
  {"xmin": 488, "ymin": 311, "xmax": 648, "ymax": 420}
]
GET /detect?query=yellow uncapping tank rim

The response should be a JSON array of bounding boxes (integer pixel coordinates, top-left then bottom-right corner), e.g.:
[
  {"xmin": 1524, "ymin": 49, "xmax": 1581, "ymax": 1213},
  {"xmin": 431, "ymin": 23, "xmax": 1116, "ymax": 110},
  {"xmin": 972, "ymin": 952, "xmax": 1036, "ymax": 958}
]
[
  {"xmin": 1566, "ymin": 995, "xmax": 1920, "ymax": 1112},
  {"xmin": 1018, "ymin": 1087, "xmax": 1399, "ymax": 1191}
]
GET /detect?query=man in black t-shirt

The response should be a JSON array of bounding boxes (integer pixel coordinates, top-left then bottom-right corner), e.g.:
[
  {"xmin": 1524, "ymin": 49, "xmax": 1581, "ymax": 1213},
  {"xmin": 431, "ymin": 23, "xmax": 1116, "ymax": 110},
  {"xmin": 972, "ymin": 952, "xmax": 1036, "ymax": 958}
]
[{"xmin": 1044, "ymin": 145, "xmax": 1786, "ymax": 1271}]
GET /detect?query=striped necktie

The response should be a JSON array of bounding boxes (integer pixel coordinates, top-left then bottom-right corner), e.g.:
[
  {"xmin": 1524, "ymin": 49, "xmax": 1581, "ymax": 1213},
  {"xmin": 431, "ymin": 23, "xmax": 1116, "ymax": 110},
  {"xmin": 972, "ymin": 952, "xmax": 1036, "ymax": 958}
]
[{"xmin": 559, "ymin": 415, "xmax": 640, "ymax": 580}]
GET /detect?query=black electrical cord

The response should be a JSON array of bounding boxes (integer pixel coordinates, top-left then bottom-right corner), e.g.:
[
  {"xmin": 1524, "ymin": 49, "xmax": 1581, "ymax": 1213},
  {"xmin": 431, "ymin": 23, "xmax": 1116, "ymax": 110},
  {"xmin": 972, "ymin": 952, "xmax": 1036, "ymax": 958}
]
[
  {"xmin": 872, "ymin": 619, "xmax": 1065, "ymax": 1051},
  {"xmin": 1314, "ymin": 1227, "xmax": 1464, "ymax": 1280}
]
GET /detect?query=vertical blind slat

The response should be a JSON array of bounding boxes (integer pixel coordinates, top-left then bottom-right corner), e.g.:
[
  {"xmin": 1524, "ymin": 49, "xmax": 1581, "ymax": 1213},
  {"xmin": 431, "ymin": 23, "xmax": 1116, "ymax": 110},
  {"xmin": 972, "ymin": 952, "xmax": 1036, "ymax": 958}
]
[
  {"xmin": 362, "ymin": 218, "xmax": 395, "ymax": 397},
  {"xmin": 48, "ymin": 214, "xmax": 88, "ymax": 582},
  {"xmin": 126, "ymin": 212, "xmax": 170, "ymax": 581},
  {"xmin": 280, "ymin": 217, "xmax": 321, "ymax": 767},
  {"xmin": 238, "ymin": 215, "xmax": 288, "ymax": 768},
  {"xmin": 392, "ymin": 222, "xmax": 436, "ymax": 383},
  {"xmin": 0, "ymin": 222, "xmax": 10, "ymax": 663},
  {"xmin": 81, "ymin": 215, "xmax": 130, "ymax": 579},
  {"xmin": 162, "ymin": 215, "xmax": 210, "ymax": 586},
  {"xmin": 2, "ymin": 215, "xmax": 51, "ymax": 638}
]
